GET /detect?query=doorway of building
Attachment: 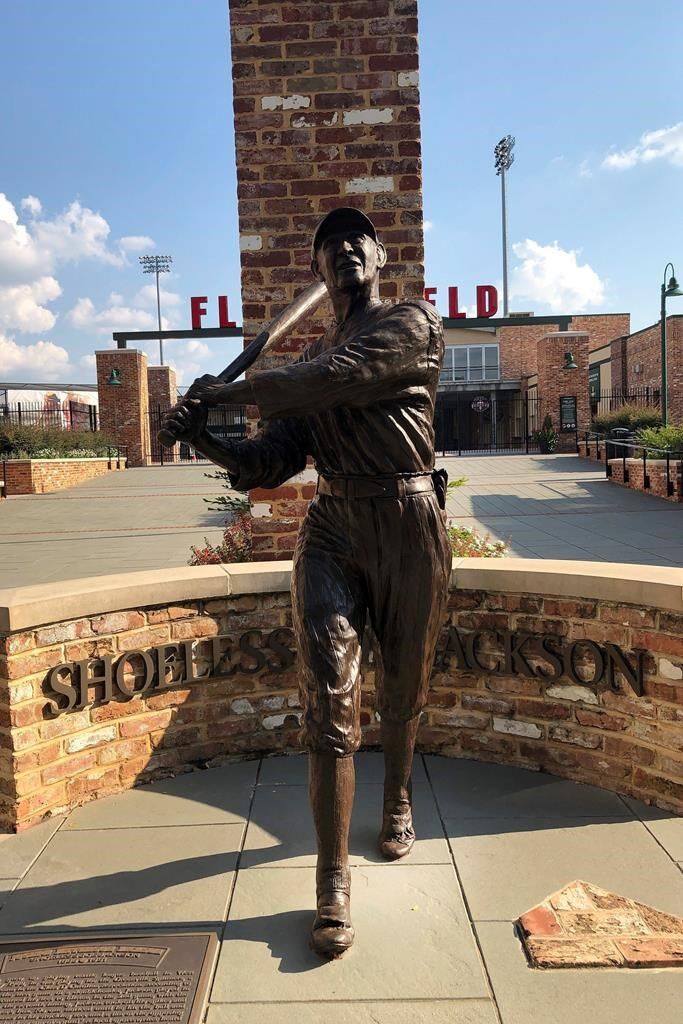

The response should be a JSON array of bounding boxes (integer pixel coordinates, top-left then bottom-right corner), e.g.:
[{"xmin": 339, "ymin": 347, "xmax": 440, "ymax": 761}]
[{"xmin": 435, "ymin": 392, "xmax": 541, "ymax": 455}]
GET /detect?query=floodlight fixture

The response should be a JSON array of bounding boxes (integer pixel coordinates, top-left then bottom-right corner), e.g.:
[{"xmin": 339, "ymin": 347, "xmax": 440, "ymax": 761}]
[{"xmin": 494, "ymin": 135, "xmax": 515, "ymax": 317}]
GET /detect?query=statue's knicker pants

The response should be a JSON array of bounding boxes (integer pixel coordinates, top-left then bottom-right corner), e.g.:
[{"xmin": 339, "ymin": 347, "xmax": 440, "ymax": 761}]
[{"xmin": 293, "ymin": 490, "xmax": 451, "ymax": 758}]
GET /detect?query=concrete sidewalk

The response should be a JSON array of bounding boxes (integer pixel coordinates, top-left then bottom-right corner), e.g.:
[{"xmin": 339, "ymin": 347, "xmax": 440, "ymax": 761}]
[
  {"xmin": 4, "ymin": 455, "xmax": 683, "ymax": 588},
  {"xmin": 0, "ymin": 753, "xmax": 681, "ymax": 1022},
  {"xmin": 444, "ymin": 454, "xmax": 683, "ymax": 565}
]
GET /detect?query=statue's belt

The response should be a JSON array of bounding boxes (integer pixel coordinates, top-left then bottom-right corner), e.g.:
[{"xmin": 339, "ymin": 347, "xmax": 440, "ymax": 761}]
[{"xmin": 316, "ymin": 473, "xmax": 435, "ymax": 500}]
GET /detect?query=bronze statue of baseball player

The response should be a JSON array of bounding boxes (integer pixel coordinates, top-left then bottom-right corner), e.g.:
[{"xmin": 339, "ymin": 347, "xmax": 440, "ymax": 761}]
[{"xmin": 163, "ymin": 207, "xmax": 451, "ymax": 957}]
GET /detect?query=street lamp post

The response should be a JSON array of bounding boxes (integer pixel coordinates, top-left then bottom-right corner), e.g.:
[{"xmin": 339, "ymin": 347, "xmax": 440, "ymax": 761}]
[
  {"xmin": 139, "ymin": 255, "xmax": 173, "ymax": 365},
  {"xmin": 660, "ymin": 263, "xmax": 683, "ymax": 425},
  {"xmin": 494, "ymin": 135, "xmax": 515, "ymax": 318}
]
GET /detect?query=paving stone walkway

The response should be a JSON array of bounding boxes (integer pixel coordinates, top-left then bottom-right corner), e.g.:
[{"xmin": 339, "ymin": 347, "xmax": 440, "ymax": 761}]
[
  {"xmin": 444, "ymin": 454, "xmax": 683, "ymax": 564},
  {"xmin": 3, "ymin": 454, "xmax": 683, "ymax": 588},
  {"xmin": 0, "ymin": 754, "xmax": 681, "ymax": 1023}
]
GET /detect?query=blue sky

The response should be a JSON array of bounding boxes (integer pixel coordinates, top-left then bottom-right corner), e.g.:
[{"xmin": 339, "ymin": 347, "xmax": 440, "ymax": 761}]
[{"xmin": 1, "ymin": 0, "xmax": 682, "ymax": 384}]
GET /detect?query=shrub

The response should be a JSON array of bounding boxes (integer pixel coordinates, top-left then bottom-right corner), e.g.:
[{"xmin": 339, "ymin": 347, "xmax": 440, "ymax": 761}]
[
  {"xmin": 202, "ymin": 469, "xmax": 250, "ymax": 515},
  {"xmin": 533, "ymin": 414, "xmax": 559, "ymax": 454},
  {"xmin": 0, "ymin": 423, "xmax": 117, "ymax": 459},
  {"xmin": 634, "ymin": 424, "xmax": 683, "ymax": 454},
  {"xmin": 447, "ymin": 523, "xmax": 507, "ymax": 558},
  {"xmin": 591, "ymin": 404, "xmax": 662, "ymax": 435},
  {"xmin": 188, "ymin": 512, "xmax": 253, "ymax": 564}
]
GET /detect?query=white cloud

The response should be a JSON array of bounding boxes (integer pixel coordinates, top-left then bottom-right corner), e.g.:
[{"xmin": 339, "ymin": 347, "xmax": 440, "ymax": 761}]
[
  {"xmin": 20, "ymin": 195, "xmax": 42, "ymax": 216},
  {"xmin": 579, "ymin": 160, "xmax": 592, "ymax": 179},
  {"xmin": 134, "ymin": 283, "xmax": 182, "ymax": 308},
  {"xmin": 510, "ymin": 239, "xmax": 605, "ymax": 312},
  {"xmin": 79, "ymin": 353, "xmax": 97, "ymax": 368},
  {"xmin": 0, "ymin": 334, "xmax": 72, "ymax": 379},
  {"xmin": 0, "ymin": 276, "xmax": 62, "ymax": 332},
  {"xmin": 118, "ymin": 235, "xmax": 155, "ymax": 252},
  {"xmin": 0, "ymin": 194, "xmax": 48, "ymax": 284},
  {"xmin": 67, "ymin": 295, "xmax": 171, "ymax": 334},
  {"xmin": 0, "ymin": 193, "xmax": 153, "ymax": 298},
  {"xmin": 31, "ymin": 200, "xmax": 124, "ymax": 266},
  {"xmin": 168, "ymin": 338, "xmax": 210, "ymax": 358},
  {"xmin": 602, "ymin": 122, "xmax": 683, "ymax": 170},
  {"xmin": 423, "ymin": 219, "xmax": 434, "ymax": 232}
]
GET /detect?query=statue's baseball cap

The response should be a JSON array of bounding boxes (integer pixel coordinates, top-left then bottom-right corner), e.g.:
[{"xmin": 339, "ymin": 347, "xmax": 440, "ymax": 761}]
[{"xmin": 311, "ymin": 207, "xmax": 378, "ymax": 257}]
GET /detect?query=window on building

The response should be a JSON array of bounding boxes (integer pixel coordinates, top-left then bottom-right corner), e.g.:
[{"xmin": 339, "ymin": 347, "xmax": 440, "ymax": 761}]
[{"xmin": 440, "ymin": 344, "xmax": 500, "ymax": 383}]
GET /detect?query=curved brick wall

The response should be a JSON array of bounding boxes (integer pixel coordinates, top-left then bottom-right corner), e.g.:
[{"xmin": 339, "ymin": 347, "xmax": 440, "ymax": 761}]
[{"xmin": 1, "ymin": 560, "xmax": 682, "ymax": 832}]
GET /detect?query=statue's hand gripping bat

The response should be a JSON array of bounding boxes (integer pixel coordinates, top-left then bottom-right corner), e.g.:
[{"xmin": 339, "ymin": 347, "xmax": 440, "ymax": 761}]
[{"xmin": 157, "ymin": 279, "xmax": 327, "ymax": 447}]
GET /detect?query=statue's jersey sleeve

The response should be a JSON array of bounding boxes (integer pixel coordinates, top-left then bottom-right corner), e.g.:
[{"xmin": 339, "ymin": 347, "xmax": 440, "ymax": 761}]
[
  {"xmin": 248, "ymin": 302, "xmax": 440, "ymax": 421},
  {"xmin": 227, "ymin": 414, "xmax": 311, "ymax": 493}
]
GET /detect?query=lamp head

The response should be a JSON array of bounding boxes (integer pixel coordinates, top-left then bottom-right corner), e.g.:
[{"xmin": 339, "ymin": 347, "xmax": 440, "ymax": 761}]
[
  {"xmin": 665, "ymin": 275, "xmax": 683, "ymax": 297},
  {"xmin": 563, "ymin": 351, "xmax": 578, "ymax": 370},
  {"xmin": 107, "ymin": 368, "xmax": 122, "ymax": 386}
]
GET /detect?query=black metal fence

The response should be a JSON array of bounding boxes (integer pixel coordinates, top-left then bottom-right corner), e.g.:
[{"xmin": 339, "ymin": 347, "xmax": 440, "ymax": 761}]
[
  {"xmin": 586, "ymin": 433, "xmax": 683, "ymax": 499},
  {"xmin": 147, "ymin": 404, "xmax": 247, "ymax": 464},
  {"xmin": 590, "ymin": 386, "xmax": 659, "ymax": 420},
  {"xmin": 1, "ymin": 401, "xmax": 98, "ymax": 431},
  {"xmin": 434, "ymin": 393, "xmax": 542, "ymax": 456}
]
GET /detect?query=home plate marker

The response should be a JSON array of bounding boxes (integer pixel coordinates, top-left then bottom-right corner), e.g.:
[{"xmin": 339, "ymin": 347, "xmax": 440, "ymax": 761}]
[{"xmin": 517, "ymin": 880, "xmax": 683, "ymax": 969}]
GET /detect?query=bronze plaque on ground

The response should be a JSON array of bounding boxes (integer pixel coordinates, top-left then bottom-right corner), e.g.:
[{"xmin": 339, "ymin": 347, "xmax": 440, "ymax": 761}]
[{"xmin": 0, "ymin": 931, "xmax": 218, "ymax": 1024}]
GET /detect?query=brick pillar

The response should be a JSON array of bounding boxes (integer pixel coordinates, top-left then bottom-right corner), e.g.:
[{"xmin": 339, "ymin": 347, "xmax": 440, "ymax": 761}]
[
  {"xmin": 229, "ymin": 0, "xmax": 425, "ymax": 559},
  {"xmin": 96, "ymin": 350, "xmax": 151, "ymax": 467},
  {"xmin": 147, "ymin": 365, "xmax": 178, "ymax": 411},
  {"xmin": 536, "ymin": 331, "xmax": 590, "ymax": 452},
  {"xmin": 148, "ymin": 365, "xmax": 179, "ymax": 463}
]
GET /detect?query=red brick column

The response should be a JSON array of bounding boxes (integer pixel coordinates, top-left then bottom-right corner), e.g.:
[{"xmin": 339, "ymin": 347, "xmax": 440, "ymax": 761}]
[
  {"xmin": 228, "ymin": 0, "xmax": 425, "ymax": 558},
  {"xmin": 147, "ymin": 365, "xmax": 179, "ymax": 463},
  {"xmin": 536, "ymin": 332, "xmax": 590, "ymax": 451},
  {"xmin": 96, "ymin": 350, "xmax": 151, "ymax": 467},
  {"xmin": 147, "ymin": 365, "xmax": 177, "ymax": 412}
]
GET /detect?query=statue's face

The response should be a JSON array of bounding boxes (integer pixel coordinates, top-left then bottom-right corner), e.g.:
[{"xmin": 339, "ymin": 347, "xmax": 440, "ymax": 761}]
[{"xmin": 312, "ymin": 229, "xmax": 386, "ymax": 292}]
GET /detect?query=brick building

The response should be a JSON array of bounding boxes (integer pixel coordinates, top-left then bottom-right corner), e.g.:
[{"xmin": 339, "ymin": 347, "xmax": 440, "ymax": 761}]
[
  {"xmin": 598, "ymin": 314, "xmax": 682, "ymax": 424},
  {"xmin": 434, "ymin": 310, "xmax": 631, "ymax": 454}
]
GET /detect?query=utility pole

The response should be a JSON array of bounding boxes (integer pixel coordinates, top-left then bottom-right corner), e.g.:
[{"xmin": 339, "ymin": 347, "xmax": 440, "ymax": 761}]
[
  {"xmin": 494, "ymin": 135, "xmax": 515, "ymax": 318},
  {"xmin": 139, "ymin": 255, "xmax": 173, "ymax": 365}
]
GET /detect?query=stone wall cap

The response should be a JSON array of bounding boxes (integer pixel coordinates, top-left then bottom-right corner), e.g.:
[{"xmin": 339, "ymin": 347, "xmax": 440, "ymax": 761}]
[
  {"xmin": 2, "ymin": 457, "xmax": 126, "ymax": 465},
  {"xmin": 1, "ymin": 559, "xmax": 682, "ymax": 633},
  {"xmin": 95, "ymin": 349, "xmax": 147, "ymax": 356},
  {"xmin": 0, "ymin": 562, "xmax": 298, "ymax": 632},
  {"xmin": 542, "ymin": 331, "xmax": 590, "ymax": 338},
  {"xmin": 452, "ymin": 558, "xmax": 683, "ymax": 611}
]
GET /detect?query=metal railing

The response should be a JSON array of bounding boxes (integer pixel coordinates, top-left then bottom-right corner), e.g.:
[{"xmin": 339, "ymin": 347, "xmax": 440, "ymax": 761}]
[
  {"xmin": 1, "ymin": 401, "xmax": 98, "ymax": 431},
  {"xmin": 107, "ymin": 445, "xmax": 128, "ymax": 470},
  {"xmin": 590, "ymin": 386, "xmax": 660, "ymax": 420},
  {"xmin": 583, "ymin": 432, "xmax": 683, "ymax": 497}
]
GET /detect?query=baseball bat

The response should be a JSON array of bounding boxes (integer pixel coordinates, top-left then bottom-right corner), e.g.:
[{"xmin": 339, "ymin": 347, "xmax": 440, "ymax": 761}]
[{"xmin": 157, "ymin": 278, "xmax": 327, "ymax": 447}]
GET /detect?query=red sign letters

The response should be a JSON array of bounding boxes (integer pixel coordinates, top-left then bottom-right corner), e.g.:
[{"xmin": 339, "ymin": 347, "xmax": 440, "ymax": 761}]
[
  {"xmin": 191, "ymin": 296, "xmax": 236, "ymax": 330},
  {"xmin": 424, "ymin": 285, "xmax": 499, "ymax": 319}
]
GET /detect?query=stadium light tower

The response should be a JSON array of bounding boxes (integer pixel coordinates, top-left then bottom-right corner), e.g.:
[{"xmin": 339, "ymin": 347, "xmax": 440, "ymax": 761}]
[
  {"xmin": 139, "ymin": 254, "xmax": 173, "ymax": 365},
  {"xmin": 494, "ymin": 135, "xmax": 515, "ymax": 317}
]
